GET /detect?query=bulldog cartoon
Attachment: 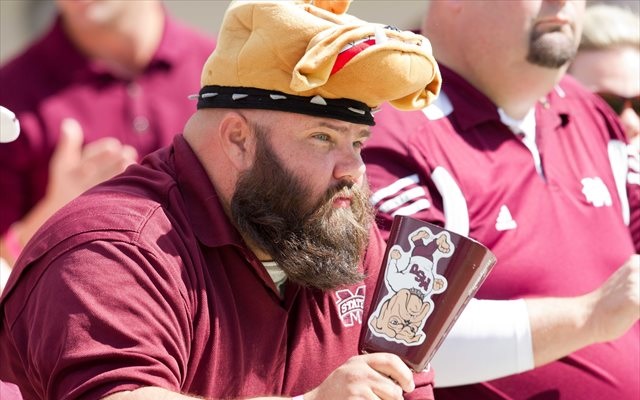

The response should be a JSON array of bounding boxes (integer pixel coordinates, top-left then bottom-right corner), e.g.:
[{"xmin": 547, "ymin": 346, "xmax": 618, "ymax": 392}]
[{"xmin": 369, "ymin": 226, "xmax": 453, "ymax": 345}]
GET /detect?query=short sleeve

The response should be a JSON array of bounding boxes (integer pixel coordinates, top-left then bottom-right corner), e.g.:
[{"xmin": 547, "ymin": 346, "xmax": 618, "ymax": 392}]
[{"xmin": 5, "ymin": 240, "xmax": 191, "ymax": 400}]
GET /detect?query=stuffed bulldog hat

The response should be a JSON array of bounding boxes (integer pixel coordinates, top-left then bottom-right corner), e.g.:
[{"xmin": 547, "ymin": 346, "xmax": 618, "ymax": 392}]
[{"xmin": 197, "ymin": 0, "xmax": 441, "ymax": 125}]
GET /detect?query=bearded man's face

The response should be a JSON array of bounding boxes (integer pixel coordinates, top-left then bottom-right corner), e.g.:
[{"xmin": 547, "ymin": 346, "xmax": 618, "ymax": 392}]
[{"xmin": 231, "ymin": 126, "xmax": 373, "ymax": 290}]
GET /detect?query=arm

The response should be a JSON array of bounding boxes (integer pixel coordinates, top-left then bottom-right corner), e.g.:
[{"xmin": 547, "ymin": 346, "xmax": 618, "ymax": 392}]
[
  {"xmin": 431, "ymin": 255, "xmax": 639, "ymax": 387},
  {"xmin": 103, "ymin": 354, "xmax": 416, "ymax": 400},
  {"xmin": 527, "ymin": 255, "xmax": 639, "ymax": 367},
  {"xmin": 0, "ymin": 119, "xmax": 137, "ymax": 266},
  {"xmin": 431, "ymin": 299, "xmax": 533, "ymax": 387}
]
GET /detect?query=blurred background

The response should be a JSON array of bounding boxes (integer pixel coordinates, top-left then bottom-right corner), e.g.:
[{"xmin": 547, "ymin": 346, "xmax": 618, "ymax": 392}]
[
  {"xmin": 1, "ymin": 0, "xmax": 638, "ymax": 64},
  {"xmin": 0, "ymin": 0, "xmax": 430, "ymax": 63}
]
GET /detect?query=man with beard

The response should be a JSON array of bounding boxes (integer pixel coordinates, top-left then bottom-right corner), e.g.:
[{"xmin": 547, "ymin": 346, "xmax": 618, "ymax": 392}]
[
  {"xmin": 362, "ymin": 0, "xmax": 639, "ymax": 399},
  {"xmin": 0, "ymin": 1, "xmax": 442, "ymax": 399}
]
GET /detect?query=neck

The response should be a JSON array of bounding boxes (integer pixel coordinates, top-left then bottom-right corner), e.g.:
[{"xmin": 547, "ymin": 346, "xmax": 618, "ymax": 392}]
[
  {"xmin": 475, "ymin": 63, "xmax": 566, "ymax": 120},
  {"xmin": 62, "ymin": 3, "xmax": 165, "ymax": 78},
  {"xmin": 443, "ymin": 55, "xmax": 566, "ymax": 120}
]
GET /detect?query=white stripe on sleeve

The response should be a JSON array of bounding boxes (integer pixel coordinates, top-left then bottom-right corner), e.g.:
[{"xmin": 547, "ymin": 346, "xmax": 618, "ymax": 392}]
[{"xmin": 370, "ymin": 174, "xmax": 420, "ymax": 206}]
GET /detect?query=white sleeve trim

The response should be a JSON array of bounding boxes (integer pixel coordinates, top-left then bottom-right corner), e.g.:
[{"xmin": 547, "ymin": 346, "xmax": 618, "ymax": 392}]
[{"xmin": 431, "ymin": 298, "xmax": 534, "ymax": 387}]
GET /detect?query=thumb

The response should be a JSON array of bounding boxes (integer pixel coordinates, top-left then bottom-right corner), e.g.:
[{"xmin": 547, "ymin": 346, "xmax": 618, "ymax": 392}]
[{"xmin": 53, "ymin": 118, "xmax": 84, "ymax": 165}]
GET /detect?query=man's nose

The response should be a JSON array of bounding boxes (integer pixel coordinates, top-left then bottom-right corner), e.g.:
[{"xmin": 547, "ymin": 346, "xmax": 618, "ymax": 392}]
[{"xmin": 333, "ymin": 146, "xmax": 366, "ymax": 184}]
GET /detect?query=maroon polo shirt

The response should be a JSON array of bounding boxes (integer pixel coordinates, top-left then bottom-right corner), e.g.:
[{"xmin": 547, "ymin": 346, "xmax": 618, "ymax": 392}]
[
  {"xmin": 0, "ymin": 135, "xmax": 434, "ymax": 399},
  {"xmin": 0, "ymin": 13, "xmax": 215, "ymax": 234},
  {"xmin": 363, "ymin": 66, "xmax": 639, "ymax": 399}
]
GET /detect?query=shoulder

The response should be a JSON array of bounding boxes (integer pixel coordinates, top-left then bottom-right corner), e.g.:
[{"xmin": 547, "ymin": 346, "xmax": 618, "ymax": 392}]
[
  {"xmin": 369, "ymin": 103, "xmax": 432, "ymax": 153},
  {"xmin": 556, "ymin": 75, "xmax": 612, "ymax": 116},
  {"xmin": 555, "ymin": 75, "xmax": 626, "ymax": 141},
  {"xmin": 23, "ymin": 154, "xmax": 181, "ymax": 266},
  {"xmin": 0, "ymin": 163, "xmax": 187, "ymax": 307}
]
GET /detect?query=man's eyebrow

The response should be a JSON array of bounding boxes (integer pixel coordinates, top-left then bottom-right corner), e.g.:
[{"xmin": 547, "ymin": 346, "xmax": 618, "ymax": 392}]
[{"xmin": 316, "ymin": 121, "xmax": 371, "ymax": 138}]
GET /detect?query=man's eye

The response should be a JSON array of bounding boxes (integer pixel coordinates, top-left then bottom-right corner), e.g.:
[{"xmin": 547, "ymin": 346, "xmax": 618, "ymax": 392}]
[
  {"xmin": 353, "ymin": 140, "xmax": 365, "ymax": 149},
  {"xmin": 314, "ymin": 133, "xmax": 330, "ymax": 142}
]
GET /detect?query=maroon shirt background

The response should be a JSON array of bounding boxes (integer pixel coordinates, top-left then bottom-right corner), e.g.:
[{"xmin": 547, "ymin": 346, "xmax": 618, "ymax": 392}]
[
  {"xmin": 0, "ymin": 135, "xmax": 434, "ymax": 399},
  {"xmin": 363, "ymin": 66, "xmax": 639, "ymax": 399},
  {"xmin": 0, "ymin": 13, "xmax": 215, "ymax": 235}
]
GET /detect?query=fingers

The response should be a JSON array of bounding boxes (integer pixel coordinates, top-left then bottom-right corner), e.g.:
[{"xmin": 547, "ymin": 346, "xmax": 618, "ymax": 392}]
[
  {"xmin": 589, "ymin": 255, "xmax": 640, "ymax": 342},
  {"xmin": 362, "ymin": 353, "xmax": 415, "ymax": 394},
  {"xmin": 81, "ymin": 138, "xmax": 138, "ymax": 182},
  {"xmin": 311, "ymin": 353, "xmax": 415, "ymax": 400},
  {"xmin": 53, "ymin": 118, "xmax": 85, "ymax": 168},
  {"xmin": 48, "ymin": 119, "xmax": 139, "ymax": 203}
]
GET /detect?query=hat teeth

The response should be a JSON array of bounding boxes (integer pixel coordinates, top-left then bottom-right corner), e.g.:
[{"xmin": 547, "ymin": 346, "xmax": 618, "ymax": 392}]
[
  {"xmin": 270, "ymin": 94, "xmax": 287, "ymax": 100},
  {"xmin": 187, "ymin": 94, "xmax": 199, "ymax": 100},
  {"xmin": 202, "ymin": 93, "xmax": 219, "ymax": 99},
  {"xmin": 348, "ymin": 107, "xmax": 366, "ymax": 115},
  {"xmin": 374, "ymin": 26, "xmax": 388, "ymax": 45},
  {"xmin": 310, "ymin": 95, "xmax": 327, "ymax": 106},
  {"xmin": 232, "ymin": 93, "xmax": 248, "ymax": 100}
]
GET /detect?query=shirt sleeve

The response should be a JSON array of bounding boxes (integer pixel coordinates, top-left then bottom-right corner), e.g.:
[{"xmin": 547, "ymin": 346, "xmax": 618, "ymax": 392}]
[
  {"xmin": 364, "ymin": 130, "xmax": 445, "ymax": 240},
  {"xmin": 6, "ymin": 240, "xmax": 191, "ymax": 399},
  {"xmin": 625, "ymin": 139, "xmax": 640, "ymax": 252},
  {"xmin": 430, "ymin": 298, "xmax": 534, "ymax": 387}
]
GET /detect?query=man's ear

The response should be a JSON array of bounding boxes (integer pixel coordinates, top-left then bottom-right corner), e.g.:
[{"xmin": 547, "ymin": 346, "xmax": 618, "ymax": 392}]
[{"xmin": 218, "ymin": 112, "xmax": 255, "ymax": 170}]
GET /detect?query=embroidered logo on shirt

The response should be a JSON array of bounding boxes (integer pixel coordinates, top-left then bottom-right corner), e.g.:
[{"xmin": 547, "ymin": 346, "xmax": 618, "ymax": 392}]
[
  {"xmin": 581, "ymin": 177, "xmax": 612, "ymax": 207},
  {"xmin": 335, "ymin": 285, "xmax": 366, "ymax": 327},
  {"xmin": 495, "ymin": 205, "xmax": 517, "ymax": 231}
]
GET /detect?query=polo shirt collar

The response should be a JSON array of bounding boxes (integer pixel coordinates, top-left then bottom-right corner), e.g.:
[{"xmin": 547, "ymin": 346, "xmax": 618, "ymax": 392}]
[
  {"xmin": 440, "ymin": 64, "xmax": 500, "ymax": 131},
  {"xmin": 172, "ymin": 135, "xmax": 245, "ymax": 248},
  {"xmin": 440, "ymin": 64, "xmax": 571, "ymax": 131}
]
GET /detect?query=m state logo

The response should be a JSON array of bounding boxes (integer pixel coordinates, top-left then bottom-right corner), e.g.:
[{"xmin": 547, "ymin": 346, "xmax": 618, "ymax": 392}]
[{"xmin": 335, "ymin": 286, "xmax": 366, "ymax": 327}]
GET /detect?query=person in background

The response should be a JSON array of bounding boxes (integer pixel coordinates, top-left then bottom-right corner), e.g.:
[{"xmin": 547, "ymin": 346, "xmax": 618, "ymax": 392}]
[
  {"xmin": 362, "ymin": 0, "xmax": 639, "ymax": 398},
  {"xmin": 0, "ymin": 0, "xmax": 442, "ymax": 398},
  {"xmin": 569, "ymin": 4, "xmax": 639, "ymax": 143},
  {"xmin": 0, "ymin": 0, "xmax": 215, "ymax": 272}
]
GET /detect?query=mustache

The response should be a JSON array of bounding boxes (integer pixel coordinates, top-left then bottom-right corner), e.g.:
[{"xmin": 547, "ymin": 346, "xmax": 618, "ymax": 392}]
[{"xmin": 308, "ymin": 180, "xmax": 358, "ymax": 213}]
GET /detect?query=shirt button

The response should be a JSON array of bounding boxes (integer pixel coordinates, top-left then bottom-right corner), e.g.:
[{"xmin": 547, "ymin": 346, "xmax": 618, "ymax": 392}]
[{"xmin": 133, "ymin": 116, "xmax": 149, "ymax": 133}]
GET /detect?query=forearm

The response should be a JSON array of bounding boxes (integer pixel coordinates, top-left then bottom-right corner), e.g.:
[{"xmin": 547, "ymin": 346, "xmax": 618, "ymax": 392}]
[
  {"xmin": 0, "ymin": 195, "xmax": 60, "ymax": 267},
  {"xmin": 526, "ymin": 295, "xmax": 592, "ymax": 367}
]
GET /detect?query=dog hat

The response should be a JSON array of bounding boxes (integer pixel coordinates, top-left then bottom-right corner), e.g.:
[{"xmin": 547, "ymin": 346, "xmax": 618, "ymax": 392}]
[{"xmin": 197, "ymin": 0, "xmax": 441, "ymax": 125}]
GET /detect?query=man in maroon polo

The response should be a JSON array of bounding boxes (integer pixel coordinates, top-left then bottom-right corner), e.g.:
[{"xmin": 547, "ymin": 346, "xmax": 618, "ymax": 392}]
[
  {"xmin": 363, "ymin": 0, "xmax": 639, "ymax": 398},
  {"xmin": 0, "ymin": 1, "xmax": 442, "ymax": 399}
]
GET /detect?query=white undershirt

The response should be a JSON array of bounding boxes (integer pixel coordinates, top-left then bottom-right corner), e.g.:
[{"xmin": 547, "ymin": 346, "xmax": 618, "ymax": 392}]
[
  {"xmin": 263, "ymin": 261, "xmax": 287, "ymax": 296},
  {"xmin": 497, "ymin": 107, "xmax": 544, "ymax": 178}
]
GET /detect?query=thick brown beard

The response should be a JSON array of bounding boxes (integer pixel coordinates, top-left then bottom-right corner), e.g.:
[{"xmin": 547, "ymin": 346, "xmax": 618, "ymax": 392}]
[{"xmin": 231, "ymin": 126, "xmax": 373, "ymax": 290}]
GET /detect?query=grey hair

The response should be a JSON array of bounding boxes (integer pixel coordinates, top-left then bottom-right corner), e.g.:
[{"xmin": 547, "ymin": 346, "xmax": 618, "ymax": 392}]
[{"xmin": 580, "ymin": 4, "xmax": 640, "ymax": 51}]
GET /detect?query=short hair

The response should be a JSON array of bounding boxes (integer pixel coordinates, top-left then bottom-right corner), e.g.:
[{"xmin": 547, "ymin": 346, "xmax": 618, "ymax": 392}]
[{"xmin": 579, "ymin": 4, "xmax": 640, "ymax": 51}]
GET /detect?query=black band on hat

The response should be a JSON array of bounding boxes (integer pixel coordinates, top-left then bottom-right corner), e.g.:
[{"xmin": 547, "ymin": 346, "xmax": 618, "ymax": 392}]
[{"xmin": 196, "ymin": 85, "xmax": 375, "ymax": 126}]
